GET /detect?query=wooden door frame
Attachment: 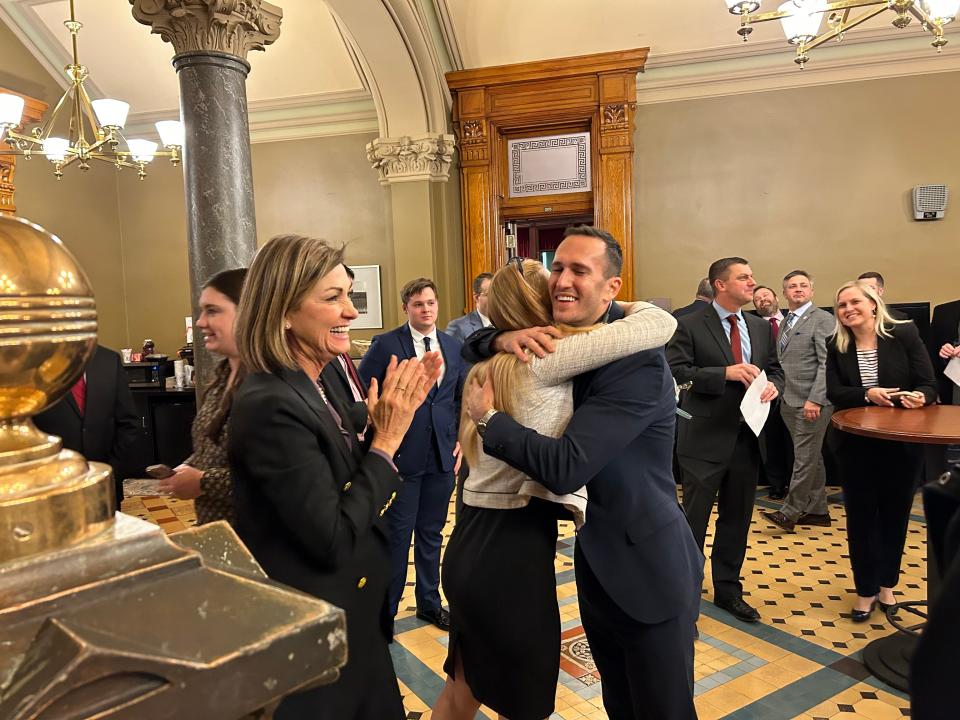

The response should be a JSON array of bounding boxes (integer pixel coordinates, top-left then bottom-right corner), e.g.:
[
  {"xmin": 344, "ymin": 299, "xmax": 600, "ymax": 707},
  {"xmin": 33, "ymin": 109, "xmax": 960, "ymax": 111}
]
[{"xmin": 447, "ymin": 48, "xmax": 647, "ymax": 310}]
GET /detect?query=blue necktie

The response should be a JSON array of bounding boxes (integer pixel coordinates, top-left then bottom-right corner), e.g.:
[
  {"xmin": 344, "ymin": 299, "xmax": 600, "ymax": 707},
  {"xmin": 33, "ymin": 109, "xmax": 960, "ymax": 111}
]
[{"xmin": 780, "ymin": 312, "xmax": 797, "ymax": 352}]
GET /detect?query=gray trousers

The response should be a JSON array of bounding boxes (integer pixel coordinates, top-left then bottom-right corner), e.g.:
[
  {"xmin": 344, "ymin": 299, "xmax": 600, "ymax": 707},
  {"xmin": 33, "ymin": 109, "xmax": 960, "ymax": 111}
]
[{"xmin": 780, "ymin": 402, "xmax": 832, "ymax": 520}]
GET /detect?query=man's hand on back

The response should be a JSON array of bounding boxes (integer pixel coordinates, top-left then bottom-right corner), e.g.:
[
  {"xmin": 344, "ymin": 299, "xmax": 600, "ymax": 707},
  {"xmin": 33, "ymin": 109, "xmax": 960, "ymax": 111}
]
[{"xmin": 493, "ymin": 326, "xmax": 562, "ymax": 362}]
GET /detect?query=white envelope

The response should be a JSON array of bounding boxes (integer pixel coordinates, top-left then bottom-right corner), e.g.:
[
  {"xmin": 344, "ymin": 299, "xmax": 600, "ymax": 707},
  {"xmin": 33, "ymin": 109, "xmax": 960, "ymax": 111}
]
[
  {"xmin": 945, "ymin": 357, "xmax": 960, "ymax": 387},
  {"xmin": 740, "ymin": 370, "xmax": 771, "ymax": 438}
]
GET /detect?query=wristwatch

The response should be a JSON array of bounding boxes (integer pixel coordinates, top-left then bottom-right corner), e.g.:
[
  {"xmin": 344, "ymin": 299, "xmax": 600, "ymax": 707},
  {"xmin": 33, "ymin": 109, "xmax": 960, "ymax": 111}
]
[{"xmin": 476, "ymin": 408, "xmax": 498, "ymax": 437}]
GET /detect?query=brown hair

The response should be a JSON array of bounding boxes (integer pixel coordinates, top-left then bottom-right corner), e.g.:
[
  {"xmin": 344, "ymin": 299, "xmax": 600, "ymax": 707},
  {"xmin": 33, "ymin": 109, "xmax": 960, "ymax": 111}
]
[
  {"xmin": 201, "ymin": 268, "xmax": 248, "ymax": 442},
  {"xmin": 401, "ymin": 277, "xmax": 437, "ymax": 305},
  {"xmin": 459, "ymin": 259, "xmax": 596, "ymax": 465},
  {"xmin": 236, "ymin": 234, "xmax": 345, "ymax": 374}
]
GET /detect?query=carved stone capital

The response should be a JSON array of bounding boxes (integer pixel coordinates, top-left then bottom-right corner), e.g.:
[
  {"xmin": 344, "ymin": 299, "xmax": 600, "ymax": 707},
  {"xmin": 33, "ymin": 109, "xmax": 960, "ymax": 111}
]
[
  {"xmin": 130, "ymin": 0, "xmax": 283, "ymax": 59},
  {"xmin": 366, "ymin": 133, "xmax": 456, "ymax": 185}
]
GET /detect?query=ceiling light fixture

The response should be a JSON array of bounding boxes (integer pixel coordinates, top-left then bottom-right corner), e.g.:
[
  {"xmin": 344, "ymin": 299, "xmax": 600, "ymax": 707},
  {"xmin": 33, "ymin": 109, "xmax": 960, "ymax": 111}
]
[
  {"xmin": 0, "ymin": 0, "xmax": 184, "ymax": 179},
  {"xmin": 724, "ymin": 0, "xmax": 960, "ymax": 69}
]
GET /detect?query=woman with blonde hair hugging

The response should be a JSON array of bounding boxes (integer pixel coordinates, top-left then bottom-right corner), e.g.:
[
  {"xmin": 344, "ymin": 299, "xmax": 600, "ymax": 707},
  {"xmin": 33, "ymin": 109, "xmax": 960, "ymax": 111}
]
[{"xmin": 432, "ymin": 258, "xmax": 678, "ymax": 720}]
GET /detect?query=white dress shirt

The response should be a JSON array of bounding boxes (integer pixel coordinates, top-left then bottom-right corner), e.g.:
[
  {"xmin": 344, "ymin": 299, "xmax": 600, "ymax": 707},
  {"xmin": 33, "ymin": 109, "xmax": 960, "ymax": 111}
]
[{"xmin": 409, "ymin": 323, "xmax": 445, "ymax": 386}]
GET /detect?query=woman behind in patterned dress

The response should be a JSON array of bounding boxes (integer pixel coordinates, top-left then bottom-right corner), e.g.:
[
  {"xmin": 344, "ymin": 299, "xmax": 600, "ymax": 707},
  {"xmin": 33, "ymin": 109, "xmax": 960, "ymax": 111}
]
[{"xmin": 160, "ymin": 268, "xmax": 247, "ymax": 524}]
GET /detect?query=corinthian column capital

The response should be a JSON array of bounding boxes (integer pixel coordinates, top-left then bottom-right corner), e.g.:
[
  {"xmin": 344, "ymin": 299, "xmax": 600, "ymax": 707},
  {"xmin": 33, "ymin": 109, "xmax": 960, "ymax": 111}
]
[
  {"xmin": 130, "ymin": 0, "xmax": 283, "ymax": 59},
  {"xmin": 366, "ymin": 133, "xmax": 456, "ymax": 185}
]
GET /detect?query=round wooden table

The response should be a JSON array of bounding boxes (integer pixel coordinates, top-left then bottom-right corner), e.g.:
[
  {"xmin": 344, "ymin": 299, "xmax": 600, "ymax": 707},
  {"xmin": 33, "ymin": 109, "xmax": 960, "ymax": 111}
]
[{"xmin": 831, "ymin": 405, "xmax": 960, "ymax": 692}]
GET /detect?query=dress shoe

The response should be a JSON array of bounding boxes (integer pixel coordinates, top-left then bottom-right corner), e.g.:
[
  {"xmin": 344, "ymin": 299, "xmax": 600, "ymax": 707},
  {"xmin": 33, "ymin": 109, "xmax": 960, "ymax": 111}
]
[
  {"xmin": 797, "ymin": 513, "xmax": 832, "ymax": 527},
  {"xmin": 761, "ymin": 509, "xmax": 796, "ymax": 533},
  {"xmin": 416, "ymin": 606, "xmax": 451, "ymax": 631},
  {"xmin": 851, "ymin": 599, "xmax": 877, "ymax": 623},
  {"xmin": 768, "ymin": 488, "xmax": 787, "ymax": 501},
  {"xmin": 715, "ymin": 596, "xmax": 761, "ymax": 623}
]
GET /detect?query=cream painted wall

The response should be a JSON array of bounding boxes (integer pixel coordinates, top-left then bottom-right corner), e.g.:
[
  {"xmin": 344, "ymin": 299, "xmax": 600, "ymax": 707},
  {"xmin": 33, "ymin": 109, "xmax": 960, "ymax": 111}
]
[
  {"xmin": 633, "ymin": 71, "xmax": 960, "ymax": 312},
  {"xmin": 112, "ymin": 133, "xmax": 397, "ymax": 356},
  {"xmin": 2, "ymin": 20, "xmax": 129, "ymax": 350}
]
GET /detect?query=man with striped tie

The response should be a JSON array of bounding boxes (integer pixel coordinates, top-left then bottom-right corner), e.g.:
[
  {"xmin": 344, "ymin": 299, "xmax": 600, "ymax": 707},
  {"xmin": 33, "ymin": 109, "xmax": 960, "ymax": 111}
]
[{"xmin": 761, "ymin": 270, "xmax": 836, "ymax": 533}]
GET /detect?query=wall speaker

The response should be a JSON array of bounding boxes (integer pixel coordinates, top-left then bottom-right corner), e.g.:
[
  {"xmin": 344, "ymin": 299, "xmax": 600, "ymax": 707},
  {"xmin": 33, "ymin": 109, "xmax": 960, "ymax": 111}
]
[{"xmin": 913, "ymin": 184, "xmax": 948, "ymax": 220}]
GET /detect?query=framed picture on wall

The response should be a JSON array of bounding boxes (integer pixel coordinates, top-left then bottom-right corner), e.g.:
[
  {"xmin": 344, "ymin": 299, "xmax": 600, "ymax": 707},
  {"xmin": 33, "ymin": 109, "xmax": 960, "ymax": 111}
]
[{"xmin": 349, "ymin": 265, "xmax": 383, "ymax": 329}]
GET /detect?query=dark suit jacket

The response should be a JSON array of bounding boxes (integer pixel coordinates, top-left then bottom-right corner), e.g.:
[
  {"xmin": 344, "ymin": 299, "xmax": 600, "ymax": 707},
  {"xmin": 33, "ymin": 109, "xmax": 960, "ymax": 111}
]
[
  {"xmin": 444, "ymin": 310, "xmax": 485, "ymax": 344},
  {"xmin": 667, "ymin": 306, "xmax": 785, "ymax": 464},
  {"xmin": 928, "ymin": 299, "xmax": 960, "ymax": 405},
  {"xmin": 34, "ymin": 345, "xmax": 139, "ymax": 477},
  {"xmin": 358, "ymin": 325, "xmax": 467, "ymax": 476},
  {"xmin": 673, "ymin": 298, "xmax": 710, "ymax": 318},
  {"xmin": 826, "ymin": 322, "xmax": 937, "ymax": 411},
  {"xmin": 479, "ymin": 302, "xmax": 703, "ymax": 625},
  {"xmin": 322, "ymin": 356, "xmax": 369, "ymax": 432},
  {"xmin": 228, "ymin": 366, "xmax": 401, "ymax": 640}
]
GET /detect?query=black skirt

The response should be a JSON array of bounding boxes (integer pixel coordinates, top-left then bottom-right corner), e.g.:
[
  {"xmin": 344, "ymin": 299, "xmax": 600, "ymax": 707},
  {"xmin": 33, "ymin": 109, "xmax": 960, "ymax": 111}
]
[{"xmin": 442, "ymin": 498, "xmax": 563, "ymax": 720}]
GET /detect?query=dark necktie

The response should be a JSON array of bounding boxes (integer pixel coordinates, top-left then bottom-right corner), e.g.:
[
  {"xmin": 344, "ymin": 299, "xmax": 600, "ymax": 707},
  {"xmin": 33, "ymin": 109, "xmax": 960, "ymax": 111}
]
[
  {"xmin": 71, "ymin": 375, "xmax": 86, "ymax": 416},
  {"xmin": 424, "ymin": 336, "xmax": 431, "ymax": 352},
  {"xmin": 727, "ymin": 315, "xmax": 743, "ymax": 364},
  {"xmin": 769, "ymin": 317, "xmax": 780, "ymax": 344}
]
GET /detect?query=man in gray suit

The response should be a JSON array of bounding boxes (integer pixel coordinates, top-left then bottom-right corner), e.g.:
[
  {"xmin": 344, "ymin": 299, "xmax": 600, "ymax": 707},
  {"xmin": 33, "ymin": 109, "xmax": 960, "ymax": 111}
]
[
  {"xmin": 444, "ymin": 272, "xmax": 493, "ymax": 342},
  {"xmin": 761, "ymin": 270, "xmax": 834, "ymax": 533}
]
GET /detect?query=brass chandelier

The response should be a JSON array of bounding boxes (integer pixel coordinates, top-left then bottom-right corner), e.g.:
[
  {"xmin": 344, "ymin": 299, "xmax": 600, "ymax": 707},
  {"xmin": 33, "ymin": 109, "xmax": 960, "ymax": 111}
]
[
  {"xmin": 0, "ymin": 0, "xmax": 184, "ymax": 179},
  {"xmin": 724, "ymin": 0, "xmax": 960, "ymax": 68}
]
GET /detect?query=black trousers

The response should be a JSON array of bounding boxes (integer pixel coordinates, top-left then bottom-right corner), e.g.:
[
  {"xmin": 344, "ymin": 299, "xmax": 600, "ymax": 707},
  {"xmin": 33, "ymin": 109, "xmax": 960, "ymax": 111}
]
[
  {"xmin": 679, "ymin": 424, "xmax": 760, "ymax": 601},
  {"xmin": 759, "ymin": 403, "xmax": 793, "ymax": 494},
  {"xmin": 839, "ymin": 436, "xmax": 920, "ymax": 597},
  {"xmin": 575, "ymin": 543, "xmax": 698, "ymax": 720}
]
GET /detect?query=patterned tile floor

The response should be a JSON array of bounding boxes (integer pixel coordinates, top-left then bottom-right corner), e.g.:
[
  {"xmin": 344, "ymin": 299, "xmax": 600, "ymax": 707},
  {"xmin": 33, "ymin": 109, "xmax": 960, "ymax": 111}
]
[{"xmin": 123, "ymin": 486, "xmax": 923, "ymax": 719}]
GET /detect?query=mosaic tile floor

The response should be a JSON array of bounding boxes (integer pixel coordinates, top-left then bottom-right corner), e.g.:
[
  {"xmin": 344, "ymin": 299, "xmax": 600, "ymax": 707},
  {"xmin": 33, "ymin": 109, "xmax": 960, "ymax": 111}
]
[{"xmin": 123, "ymin": 486, "xmax": 922, "ymax": 719}]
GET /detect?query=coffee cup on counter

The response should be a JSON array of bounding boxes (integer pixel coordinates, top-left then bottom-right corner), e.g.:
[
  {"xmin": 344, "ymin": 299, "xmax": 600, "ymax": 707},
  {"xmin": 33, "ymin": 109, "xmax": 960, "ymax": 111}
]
[
  {"xmin": 184, "ymin": 363, "xmax": 194, "ymax": 387},
  {"xmin": 131, "ymin": 352, "xmax": 142, "ymax": 363},
  {"xmin": 174, "ymin": 360, "xmax": 185, "ymax": 389},
  {"xmin": 121, "ymin": 348, "xmax": 133, "ymax": 363}
]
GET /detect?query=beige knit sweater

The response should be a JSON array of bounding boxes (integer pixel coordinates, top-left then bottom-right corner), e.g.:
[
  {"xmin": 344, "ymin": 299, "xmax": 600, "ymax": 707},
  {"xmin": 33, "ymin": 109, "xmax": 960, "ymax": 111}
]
[{"xmin": 463, "ymin": 302, "xmax": 678, "ymax": 527}]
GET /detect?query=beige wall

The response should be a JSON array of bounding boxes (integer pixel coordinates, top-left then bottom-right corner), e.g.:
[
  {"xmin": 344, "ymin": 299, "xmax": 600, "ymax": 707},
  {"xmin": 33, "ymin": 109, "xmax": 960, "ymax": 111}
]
[
  {"xmin": 633, "ymin": 71, "xmax": 960, "ymax": 312},
  {"xmin": 2, "ymin": 20, "xmax": 129, "ymax": 350}
]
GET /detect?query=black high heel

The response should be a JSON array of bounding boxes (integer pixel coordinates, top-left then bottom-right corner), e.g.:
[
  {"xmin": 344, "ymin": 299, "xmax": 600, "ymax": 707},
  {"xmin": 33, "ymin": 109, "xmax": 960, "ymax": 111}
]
[
  {"xmin": 878, "ymin": 599, "xmax": 895, "ymax": 613},
  {"xmin": 851, "ymin": 599, "xmax": 877, "ymax": 623}
]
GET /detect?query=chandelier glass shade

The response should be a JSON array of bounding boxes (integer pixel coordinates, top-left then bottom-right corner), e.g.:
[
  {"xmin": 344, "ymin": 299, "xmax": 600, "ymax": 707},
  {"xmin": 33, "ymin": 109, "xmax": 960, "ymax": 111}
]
[
  {"xmin": 725, "ymin": 0, "xmax": 960, "ymax": 68},
  {"xmin": 0, "ymin": 0, "xmax": 183, "ymax": 180}
]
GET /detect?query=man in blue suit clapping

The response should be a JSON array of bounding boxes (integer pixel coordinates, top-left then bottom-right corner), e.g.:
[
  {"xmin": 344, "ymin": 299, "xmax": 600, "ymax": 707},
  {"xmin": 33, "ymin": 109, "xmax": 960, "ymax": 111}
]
[{"xmin": 359, "ymin": 277, "xmax": 467, "ymax": 631}]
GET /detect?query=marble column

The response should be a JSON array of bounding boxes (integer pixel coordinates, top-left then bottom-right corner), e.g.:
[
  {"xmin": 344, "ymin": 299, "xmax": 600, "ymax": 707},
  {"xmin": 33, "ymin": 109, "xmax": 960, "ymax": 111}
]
[
  {"xmin": 367, "ymin": 133, "xmax": 461, "ymax": 324},
  {"xmin": 130, "ymin": 0, "xmax": 282, "ymax": 384}
]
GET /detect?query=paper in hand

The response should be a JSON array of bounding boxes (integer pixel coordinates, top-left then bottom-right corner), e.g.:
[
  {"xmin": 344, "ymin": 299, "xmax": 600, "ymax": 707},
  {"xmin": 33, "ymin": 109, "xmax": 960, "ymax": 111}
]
[
  {"xmin": 945, "ymin": 357, "xmax": 960, "ymax": 388},
  {"xmin": 739, "ymin": 370, "xmax": 771, "ymax": 438}
]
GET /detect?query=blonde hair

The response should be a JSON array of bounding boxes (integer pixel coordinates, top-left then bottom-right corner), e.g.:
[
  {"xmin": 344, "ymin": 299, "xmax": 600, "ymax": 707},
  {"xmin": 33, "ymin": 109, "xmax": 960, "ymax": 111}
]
[
  {"xmin": 460, "ymin": 259, "xmax": 595, "ymax": 465},
  {"xmin": 832, "ymin": 279, "xmax": 906, "ymax": 354},
  {"xmin": 236, "ymin": 234, "xmax": 345, "ymax": 374}
]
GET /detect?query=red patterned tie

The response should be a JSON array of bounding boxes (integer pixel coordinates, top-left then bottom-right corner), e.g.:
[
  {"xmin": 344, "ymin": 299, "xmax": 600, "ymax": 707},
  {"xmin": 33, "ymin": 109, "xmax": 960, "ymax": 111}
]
[
  {"xmin": 71, "ymin": 375, "xmax": 86, "ymax": 416},
  {"xmin": 728, "ymin": 316, "xmax": 743, "ymax": 364},
  {"xmin": 769, "ymin": 317, "xmax": 779, "ymax": 344}
]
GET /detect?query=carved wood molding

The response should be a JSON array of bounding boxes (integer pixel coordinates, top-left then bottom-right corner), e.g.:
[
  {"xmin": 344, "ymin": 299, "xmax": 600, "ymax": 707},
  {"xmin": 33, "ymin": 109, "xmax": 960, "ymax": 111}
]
[
  {"xmin": 446, "ymin": 49, "xmax": 647, "ymax": 303},
  {"xmin": 0, "ymin": 89, "xmax": 48, "ymax": 215}
]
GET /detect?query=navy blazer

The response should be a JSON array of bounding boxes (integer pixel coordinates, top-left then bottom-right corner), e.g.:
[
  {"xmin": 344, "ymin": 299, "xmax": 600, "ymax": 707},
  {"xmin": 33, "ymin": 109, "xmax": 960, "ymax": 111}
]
[
  {"xmin": 479, "ymin": 302, "xmax": 703, "ymax": 625},
  {"xmin": 358, "ymin": 324, "xmax": 467, "ymax": 475},
  {"xmin": 667, "ymin": 305, "xmax": 785, "ymax": 465},
  {"xmin": 444, "ymin": 310, "xmax": 485, "ymax": 344}
]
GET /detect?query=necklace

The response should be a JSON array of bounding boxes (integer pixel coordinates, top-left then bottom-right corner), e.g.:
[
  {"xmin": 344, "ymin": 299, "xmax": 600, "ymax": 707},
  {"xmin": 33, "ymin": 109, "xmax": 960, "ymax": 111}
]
[{"xmin": 316, "ymin": 380, "xmax": 329, "ymax": 404}]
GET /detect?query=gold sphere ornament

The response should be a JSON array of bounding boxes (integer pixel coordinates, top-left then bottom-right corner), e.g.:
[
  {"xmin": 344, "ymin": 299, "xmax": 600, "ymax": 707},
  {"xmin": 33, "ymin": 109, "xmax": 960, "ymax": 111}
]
[{"xmin": 0, "ymin": 215, "xmax": 114, "ymax": 564}]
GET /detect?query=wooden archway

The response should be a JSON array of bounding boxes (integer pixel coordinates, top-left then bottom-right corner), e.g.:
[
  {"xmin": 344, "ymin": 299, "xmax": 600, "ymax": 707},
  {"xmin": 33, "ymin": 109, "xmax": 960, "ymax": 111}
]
[{"xmin": 446, "ymin": 49, "xmax": 647, "ymax": 306}]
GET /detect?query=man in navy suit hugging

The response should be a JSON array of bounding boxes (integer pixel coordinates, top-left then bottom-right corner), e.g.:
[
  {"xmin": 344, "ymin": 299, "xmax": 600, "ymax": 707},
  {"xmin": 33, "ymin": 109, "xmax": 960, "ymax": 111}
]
[{"xmin": 359, "ymin": 277, "xmax": 467, "ymax": 631}]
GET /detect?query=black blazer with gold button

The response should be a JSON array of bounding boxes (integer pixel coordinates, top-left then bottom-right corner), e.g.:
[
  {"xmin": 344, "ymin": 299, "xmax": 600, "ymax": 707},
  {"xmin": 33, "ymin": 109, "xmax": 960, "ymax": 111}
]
[{"xmin": 228, "ymin": 366, "xmax": 401, "ymax": 640}]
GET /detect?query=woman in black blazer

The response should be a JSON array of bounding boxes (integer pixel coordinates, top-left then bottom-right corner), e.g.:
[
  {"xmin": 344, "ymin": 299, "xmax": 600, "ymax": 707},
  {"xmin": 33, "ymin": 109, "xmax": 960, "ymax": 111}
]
[
  {"xmin": 228, "ymin": 234, "xmax": 441, "ymax": 719},
  {"xmin": 826, "ymin": 280, "xmax": 937, "ymax": 622}
]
